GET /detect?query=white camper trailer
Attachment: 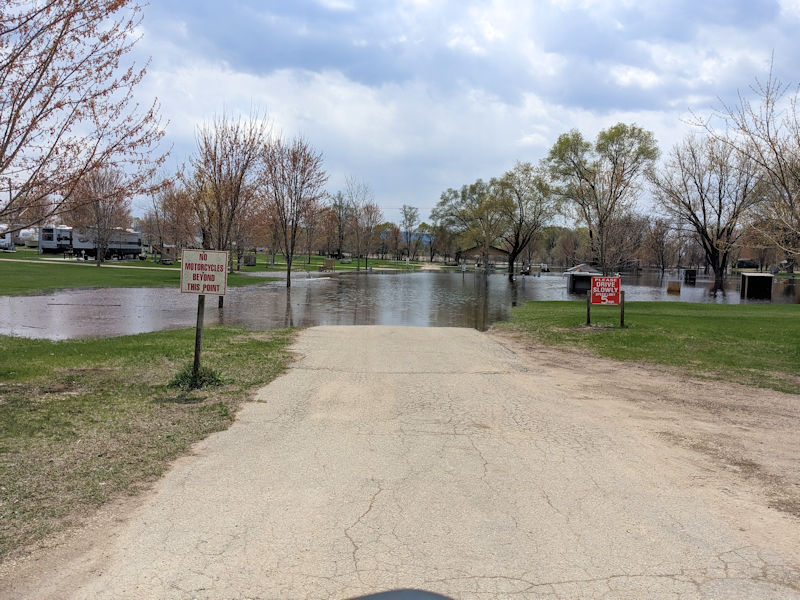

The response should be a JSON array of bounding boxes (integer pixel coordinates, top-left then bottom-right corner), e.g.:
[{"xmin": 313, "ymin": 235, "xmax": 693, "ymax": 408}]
[
  {"xmin": 72, "ymin": 227, "xmax": 142, "ymax": 259},
  {"xmin": 17, "ymin": 228, "xmax": 37, "ymax": 247},
  {"xmin": 0, "ymin": 224, "xmax": 14, "ymax": 251},
  {"xmin": 38, "ymin": 225, "xmax": 72, "ymax": 253}
]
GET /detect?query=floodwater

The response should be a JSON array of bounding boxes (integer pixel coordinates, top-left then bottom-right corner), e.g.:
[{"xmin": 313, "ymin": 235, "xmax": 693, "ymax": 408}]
[{"xmin": 0, "ymin": 270, "xmax": 797, "ymax": 340}]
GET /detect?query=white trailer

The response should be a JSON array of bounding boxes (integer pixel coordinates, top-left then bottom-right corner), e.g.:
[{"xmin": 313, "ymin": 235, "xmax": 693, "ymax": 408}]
[
  {"xmin": 17, "ymin": 228, "xmax": 37, "ymax": 247},
  {"xmin": 0, "ymin": 224, "xmax": 14, "ymax": 251},
  {"xmin": 72, "ymin": 227, "xmax": 142, "ymax": 259},
  {"xmin": 38, "ymin": 225, "xmax": 72, "ymax": 253}
]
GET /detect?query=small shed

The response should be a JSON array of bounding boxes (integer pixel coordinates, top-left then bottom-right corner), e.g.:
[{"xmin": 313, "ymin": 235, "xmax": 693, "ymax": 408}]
[
  {"xmin": 565, "ymin": 264, "xmax": 602, "ymax": 294},
  {"xmin": 740, "ymin": 272, "xmax": 773, "ymax": 300}
]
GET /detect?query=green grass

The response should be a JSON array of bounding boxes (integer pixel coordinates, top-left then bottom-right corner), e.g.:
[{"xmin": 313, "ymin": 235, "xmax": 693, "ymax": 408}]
[
  {"xmin": 0, "ymin": 259, "xmax": 272, "ymax": 295},
  {"xmin": 499, "ymin": 301, "xmax": 800, "ymax": 394},
  {"xmin": 0, "ymin": 326, "xmax": 294, "ymax": 560}
]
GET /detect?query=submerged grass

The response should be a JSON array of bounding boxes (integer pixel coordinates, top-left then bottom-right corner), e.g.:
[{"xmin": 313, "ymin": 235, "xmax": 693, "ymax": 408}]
[
  {"xmin": 499, "ymin": 301, "xmax": 800, "ymax": 394},
  {"xmin": 0, "ymin": 326, "xmax": 293, "ymax": 560}
]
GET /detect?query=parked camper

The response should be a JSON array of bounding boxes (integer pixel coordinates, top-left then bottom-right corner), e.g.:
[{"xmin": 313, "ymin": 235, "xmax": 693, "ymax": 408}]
[
  {"xmin": 38, "ymin": 225, "xmax": 72, "ymax": 253},
  {"xmin": 0, "ymin": 224, "xmax": 14, "ymax": 251},
  {"xmin": 17, "ymin": 228, "xmax": 37, "ymax": 247},
  {"xmin": 72, "ymin": 227, "xmax": 142, "ymax": 259},
  {"xmin": 22, "ymin": 228, "xmax": 39, "ymax": 248}
]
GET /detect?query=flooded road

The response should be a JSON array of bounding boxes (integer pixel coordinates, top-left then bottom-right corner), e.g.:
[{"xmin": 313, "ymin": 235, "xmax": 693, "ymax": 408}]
[{"xmin": 0, "ymin": 270, "xmax": 797, "ymax": 340}]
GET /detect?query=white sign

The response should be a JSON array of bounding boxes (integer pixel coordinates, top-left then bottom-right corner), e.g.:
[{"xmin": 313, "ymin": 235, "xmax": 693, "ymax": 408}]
[{"xmin": 180, "ymin": 250, "xmax": 229, "ymax": 295}]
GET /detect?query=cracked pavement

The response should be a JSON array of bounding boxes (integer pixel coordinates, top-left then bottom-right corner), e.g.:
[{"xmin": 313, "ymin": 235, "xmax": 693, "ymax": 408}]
[{"xmin": 3, "ymin": 326, "xmax": 799, "ymax": 599}]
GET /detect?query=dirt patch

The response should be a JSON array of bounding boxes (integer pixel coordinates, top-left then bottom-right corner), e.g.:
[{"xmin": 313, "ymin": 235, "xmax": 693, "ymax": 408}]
[{"xmin": 490, "ymin": 329, "xmax": 800, "ymax": 522}]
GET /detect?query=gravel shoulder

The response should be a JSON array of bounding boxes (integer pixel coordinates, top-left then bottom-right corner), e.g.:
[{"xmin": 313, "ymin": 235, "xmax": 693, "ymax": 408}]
[{"xmin": 2, "ymin": 325, "xmax": 798, "ymax": 599}]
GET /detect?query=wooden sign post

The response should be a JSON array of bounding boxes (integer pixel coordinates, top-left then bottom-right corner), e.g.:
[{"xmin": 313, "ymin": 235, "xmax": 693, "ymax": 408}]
[
  {"xmin": 587, "ymin": 276, "xmax": 624, "ymax": 327},
  {"xmin": 180, "ymin": 250, "xmax": 229, "ymax": 379}
]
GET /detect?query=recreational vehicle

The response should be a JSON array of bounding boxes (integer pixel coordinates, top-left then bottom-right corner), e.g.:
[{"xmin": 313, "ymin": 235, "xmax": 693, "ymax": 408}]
[
  {"xmin": 0, "ymin": 224, "xmax": 14, "ymax": 251},
  {"xmin": 72, "ymin": 227, "xmax": 142, "ymax": 259},
  {"xmin": 38, "ymin": 225, "xmax": 73, "ymax": 253}
]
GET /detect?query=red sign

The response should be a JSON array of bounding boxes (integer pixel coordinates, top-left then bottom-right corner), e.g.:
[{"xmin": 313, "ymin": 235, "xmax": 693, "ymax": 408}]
[{"xmin": 591, "ymin": 276, "xmax": 621, "ymax": 305}]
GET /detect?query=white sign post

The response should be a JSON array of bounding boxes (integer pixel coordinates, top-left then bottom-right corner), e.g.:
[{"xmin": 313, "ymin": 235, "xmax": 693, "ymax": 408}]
[{"xmin": 180, "ymin": 250, "xmax": 229, "ymax": 380}]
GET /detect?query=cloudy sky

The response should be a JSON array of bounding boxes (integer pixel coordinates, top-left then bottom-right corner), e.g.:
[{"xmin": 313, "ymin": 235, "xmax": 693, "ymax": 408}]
[{"xmin": 132, "ymin": 0, "xmax": 800, "ymax": 222}]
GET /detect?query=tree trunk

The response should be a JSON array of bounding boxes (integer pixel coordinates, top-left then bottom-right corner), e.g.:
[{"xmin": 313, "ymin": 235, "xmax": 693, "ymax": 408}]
[
  {"xmin": 286, "ymin": 253, "xmax": 292, "ymax": 288},
  {"xmin": 712, "ymin": 266, "xmax": 725, "ymax": 292}
]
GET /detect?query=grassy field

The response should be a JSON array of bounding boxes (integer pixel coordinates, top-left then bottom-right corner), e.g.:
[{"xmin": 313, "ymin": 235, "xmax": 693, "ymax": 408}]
[
  {"xmin": 0, "ymin": 248, "xmax": 424, "ymax": 270},
  {"xmin": 499, "ymin": 301, "xmax": 800, "ymax": 394},
  {"xmin": 237, "ymin": 253, "xmax": 423, "ymax": 273},
  {"xmin": 0, "ymin": 327, "xmax": 293, "ymax": 561},
  {"xmin": 0, "ymin": 259, "xmax": 273, "ymax": 295}
]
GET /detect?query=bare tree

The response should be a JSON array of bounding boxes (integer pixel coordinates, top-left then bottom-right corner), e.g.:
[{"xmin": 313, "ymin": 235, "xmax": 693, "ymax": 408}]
[
  {"xmin": 67, "ymin": 168, "xmax": 130, "ymax": 265},
  {"xmin": 0, "ymin": 0, "xmax": 165, "ymax": 229},
  {"xmin": 602, "ymin": 212, "xmax": 649, "ymax": 272},
  {"xmin": 361, "ymin": 202, "xmax": 383, "ymax": 269},
  {"xmin": 188, "ymin": 113, "xmax": 268, "ymax": 305},
  {"xmin": 496, "ymin": 161, "xmax": 558, "ymax": 278},
  {"xmin": 386, "ymin": 222, "xmax": 402, "ymax": 260},
  {"xmin": 642, "ymin": 217, "xmax": 676, "ymax": 274},
  {"xmin": 261, "ymin": 136, "xmax": 327, "ymax": 288},
  {"xmin": 145, "ymin": 178, "xmax": 197, "ymax": 256},
  {"xmin": 703, "ymin": 66, "xmax": 800, "ymax": 260},
  {"xmin": 343, "ymin": 177, "xmax": 384, "ymax": 271},
  {"xmin": 300, "ymin": 195, "xmax": 322, "ymax": 264},
  {"xmin": 345, "ymin": 176, "xmax": 372, "ymax": 271},
  {"xmin": 651, "ymin": 135, "xmax": 762, "ymax": 291},
  {"xmin": 547, "ymin": 123, "xmax": 658, "ymax": 274}
]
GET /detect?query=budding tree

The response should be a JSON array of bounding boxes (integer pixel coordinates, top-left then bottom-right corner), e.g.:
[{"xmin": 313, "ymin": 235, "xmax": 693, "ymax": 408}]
[
  {"xmin": 547, "ymin": 123, "xmax": 658, "ymax": 274},
  {"xmin": 345, "ymin": 176, "xmax": 382, "ymax": 271},
  {"xmin": 0, "ymin": 0, "xmax": 165, "ymax": 228},
  {"xmin": 188, "ymin": 113, "xmax": 269, "ymax": 305},
  {"xmin": 496, "ymin": 161, "xmax": 558, "ymax": 278},
  {"xmin": 260, "ymin": 136, "xmax": 327, "ymax": 288},
  {"xmin": 67, "ymin": 168, "xmax": 131, "ymax": 265}
]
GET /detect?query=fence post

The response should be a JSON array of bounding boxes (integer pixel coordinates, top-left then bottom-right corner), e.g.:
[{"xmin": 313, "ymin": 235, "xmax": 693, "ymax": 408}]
[
  {"xmin": 586, "ymin": 291, "xmax": 591, "ymax": 326},
  {"xmin": 193, "ymin": 294, "xmax": 205, "ymax": 378}
]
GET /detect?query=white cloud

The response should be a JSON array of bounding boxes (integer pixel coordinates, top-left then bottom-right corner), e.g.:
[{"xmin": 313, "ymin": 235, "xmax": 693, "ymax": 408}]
[
  {"xmin": 315, "ymin": 0, "xmax": 356, "ymax": 11},
  {"xmin": 131, "ymin": 0, "xmax": 800, "ymax": 220},
  {"xmin": 609, "ymin": 65, "xmax": 661, "ymax": 89}
]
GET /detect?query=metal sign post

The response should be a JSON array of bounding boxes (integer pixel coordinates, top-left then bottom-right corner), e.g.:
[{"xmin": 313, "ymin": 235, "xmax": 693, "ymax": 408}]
[{"xmin": 180, "ymin": 250, "xmax": 229, "ymax": 378}]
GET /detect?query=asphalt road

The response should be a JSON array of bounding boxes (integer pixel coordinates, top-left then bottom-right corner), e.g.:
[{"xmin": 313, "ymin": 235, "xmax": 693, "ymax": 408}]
[{"xmin": 6, "ymin": 326, "xmax": 800, "ymax": 599}]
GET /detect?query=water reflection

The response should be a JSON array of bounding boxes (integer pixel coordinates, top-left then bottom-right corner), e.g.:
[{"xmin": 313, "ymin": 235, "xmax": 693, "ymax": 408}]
[{"xmin": 0, "ymin": 271, "xmax": 797, "ymax": 340}]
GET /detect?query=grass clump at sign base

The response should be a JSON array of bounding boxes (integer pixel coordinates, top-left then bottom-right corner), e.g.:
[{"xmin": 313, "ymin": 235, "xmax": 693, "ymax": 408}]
[
  {"xmin": 169, "ymin": 364, "xmax": 223, "ymax": 390},
  {"xmin": 499, "ymin": 301, "xmax": 800, "ymax": 394},
  {"xmin": 0, "ymin": 326, "xmax": 293, "ymax": 562}
]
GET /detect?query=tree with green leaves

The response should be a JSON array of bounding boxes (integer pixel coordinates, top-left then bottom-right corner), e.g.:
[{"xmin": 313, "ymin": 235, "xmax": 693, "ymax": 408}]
[
  {"xmin": 434, "ymin": 179, "xmax": 510, "ymax": 270},
  {"xmin": 547, "ymin": 123, "xmax": 658, "ymax": 274},
  {"xmin": 400, "ymin": 204, "xmax": 420, "ymax": 258},
  {"xmin": 329, "ymin": 191, "xmax": 354, "ymax": 259},
  {"xmin": 496, "ymin": 161, "xmax": 558, "ymax": 278}
]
